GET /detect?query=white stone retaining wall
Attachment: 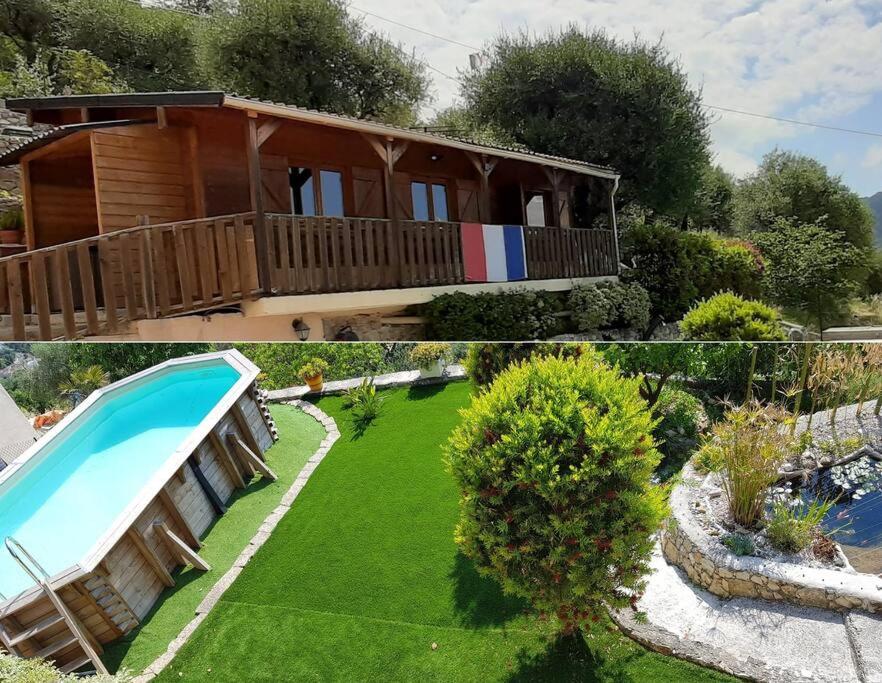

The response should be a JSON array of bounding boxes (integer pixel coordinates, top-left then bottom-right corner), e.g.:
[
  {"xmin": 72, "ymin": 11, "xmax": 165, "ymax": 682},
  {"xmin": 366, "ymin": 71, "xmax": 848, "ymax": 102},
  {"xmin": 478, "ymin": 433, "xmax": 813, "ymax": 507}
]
[{"xmin": 662, "ymin": 465, "xmax": 882, "ymax": 613}]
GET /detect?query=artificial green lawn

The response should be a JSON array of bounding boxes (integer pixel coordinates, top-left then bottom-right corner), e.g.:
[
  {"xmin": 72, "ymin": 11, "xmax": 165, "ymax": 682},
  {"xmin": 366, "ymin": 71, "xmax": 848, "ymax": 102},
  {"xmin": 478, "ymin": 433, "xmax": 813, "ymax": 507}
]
[
  {"xmin": 156, "ymin": 383, "xmax": 734, "ymax": 682},
  {"xmin": 104, "ymin": 405, "xmax": 326, "ymax": 675}
]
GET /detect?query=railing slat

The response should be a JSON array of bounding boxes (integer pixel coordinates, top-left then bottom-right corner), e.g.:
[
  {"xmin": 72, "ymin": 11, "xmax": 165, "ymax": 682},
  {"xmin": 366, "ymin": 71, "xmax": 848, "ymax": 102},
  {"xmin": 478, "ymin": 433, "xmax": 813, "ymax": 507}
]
[
  {"xmin": 173, "ymin": 227, "xmax": 193, "ymax": 311},
  {"xmin": 6, "ymin": 260, "xmax": 25, "ymax": 340},
  {"xmin": 194, "ymin": 220, "xmax": 213, "ymax": 306},
  {"xmin": 118, "ymin": 233, "xmax": 139, "ymax": 320},
  {"xmin": 97, "ymin": 239, "xmax": 118, "ymax": 333},
  {"xmin": 214, "ymin": 219, "xmax": 234, "ymax": 303},
  {"xmin": 53, "ymin": 246, "xmax": 77, "ymax": 339},
  {"xmin": 225, "ymin": 222, "xmax": 241, "ymax": 295},
  {"xmin": 76, "ymin": 242, "xmax": 99, "ymax": 335},
  {"xmin": 30, "ymin": 253, "xmax": 52, "ymax": 340}
]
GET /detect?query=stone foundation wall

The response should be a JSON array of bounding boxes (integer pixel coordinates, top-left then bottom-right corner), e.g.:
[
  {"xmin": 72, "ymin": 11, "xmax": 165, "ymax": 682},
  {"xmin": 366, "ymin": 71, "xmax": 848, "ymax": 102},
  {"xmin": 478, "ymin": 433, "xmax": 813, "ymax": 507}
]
[
  {"xmin": 662, "ymin": 466, "xmax": 882, "ymax": 613},
  {"xmin": 321, "ymin": 313, "xmax": 425, "ymax": 341},
  {"xmin": 0, "ymin": 107, "xmax": 31, "ymax": 198}
]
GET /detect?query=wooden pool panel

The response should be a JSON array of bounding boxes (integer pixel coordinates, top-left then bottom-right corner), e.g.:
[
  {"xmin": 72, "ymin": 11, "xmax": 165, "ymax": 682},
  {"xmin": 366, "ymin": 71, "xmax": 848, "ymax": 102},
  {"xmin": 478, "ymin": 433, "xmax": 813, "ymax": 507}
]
[{"xmin": 0, "ymin": 383, "xmax": 277, "ymax": 674}]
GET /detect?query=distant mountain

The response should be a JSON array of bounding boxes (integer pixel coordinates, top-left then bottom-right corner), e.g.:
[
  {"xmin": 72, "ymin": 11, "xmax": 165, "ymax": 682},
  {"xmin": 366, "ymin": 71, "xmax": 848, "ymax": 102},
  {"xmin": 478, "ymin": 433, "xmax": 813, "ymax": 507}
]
[{"xmin": 865, "ymin": 192, "xmax": 882, "ymax": 245}]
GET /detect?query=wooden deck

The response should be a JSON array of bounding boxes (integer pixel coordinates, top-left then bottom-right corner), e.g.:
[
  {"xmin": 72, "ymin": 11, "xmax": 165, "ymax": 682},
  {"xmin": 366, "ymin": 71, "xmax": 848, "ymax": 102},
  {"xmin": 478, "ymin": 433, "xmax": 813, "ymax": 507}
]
[{"xmin": 0, "ymin": 212, "xmax": 618, "ymax": 340}]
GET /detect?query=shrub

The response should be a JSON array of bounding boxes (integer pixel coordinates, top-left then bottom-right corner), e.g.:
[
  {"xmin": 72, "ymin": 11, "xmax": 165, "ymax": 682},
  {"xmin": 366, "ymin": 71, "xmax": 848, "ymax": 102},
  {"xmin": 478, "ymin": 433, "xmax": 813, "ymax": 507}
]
[
  {"xmin": 298, "ymin": 358, "xmax": 329, "ymax": 381},
  {"xmin": 568, "ymin": 281, "xmax": 650, "ymax": 333},
  {"xmin": 680, "ymin": 293, "xmax": 786, "ymax": 341},
  {"xmin": 722, "ymin": 533, "xmax": 755, "ymax": 556},
  {"xmin": 0, "ymin": 653, "xmax": 132, "ymax": 682},
  {"xmin": 0, "ymin": 207, "xmax": 23, "ymax": 231},
  {"xmin": 408, "ymin": 343, "xmax": 452, "ymax": 368},
  {"xmin": 423, "ymin": 289, "xmax": 563, "ymax": 341},
  {"xmin": 622, "ymin": 222, "xmax": 762, "ymax": 323},
  {"xmin": 445, "ymin": 352, "xmax": 667, "ymax": 633},
  {"xmin": 343, "ymin": 377, "xmax": 383, "ymax": 428},
  {"xmin": 463, "ymin": 343, "xmax": 587, "ymax": 387},
  {"xmin": 711, "ymin": 402, "xmax": 793, "ymax": 527},
  {"xmin": 765, "ymin": 498, "xmax": 834, "ymax": 554},
  {"xmin": 653, "ymin": 386, "xmax": 707, "ymax": 479}
]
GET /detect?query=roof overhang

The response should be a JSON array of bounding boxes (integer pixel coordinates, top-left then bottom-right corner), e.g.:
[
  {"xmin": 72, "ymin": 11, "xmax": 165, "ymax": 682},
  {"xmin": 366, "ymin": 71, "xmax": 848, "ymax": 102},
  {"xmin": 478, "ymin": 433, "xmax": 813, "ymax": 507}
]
[
  {"xmin": 0, "ymin": 119, "xmax": 149, "ymax": 165},
  {"xmin": 2, "ymin": 91, "xmax": 619, "ymax": 180}
]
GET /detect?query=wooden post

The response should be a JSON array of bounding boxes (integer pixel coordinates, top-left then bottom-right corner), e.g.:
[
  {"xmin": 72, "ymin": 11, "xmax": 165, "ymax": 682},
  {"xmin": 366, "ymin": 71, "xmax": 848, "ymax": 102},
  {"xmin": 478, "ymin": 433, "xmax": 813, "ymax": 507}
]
[
  {"xmin": 155, "ymin": 522, "xmax": 211, "ymax": 571},
  {"xmin": 157, "ymin": 487, "xmax": 201, "ymax": 549},
  {"xmin": 20, "ymin": 160, "xmax": 35, "ymax": 251},
  {"xmin": 209, "ymin": 428, "xmax": 247, "ymax": 488},
  {"xmin": 126, "ymin": 528, "xmax": 175, "ymax": 588},
  {"xmin": 246, "ymin": 114, "xmax": 274, "ymax": 295},
  {"xmin": 228, "ymin": 434, "xmax": 277, "ymax": 481},
  {"xmin": 42, "ymin": 582, "xmax": 109, "ymax": 674},
  {"xmin": 465, "ymin": 152, "xmax": 498, "ymax": 224},
  {"xmin": 542, "ymin": 167, "xmax": 562, "ymax": 227}
]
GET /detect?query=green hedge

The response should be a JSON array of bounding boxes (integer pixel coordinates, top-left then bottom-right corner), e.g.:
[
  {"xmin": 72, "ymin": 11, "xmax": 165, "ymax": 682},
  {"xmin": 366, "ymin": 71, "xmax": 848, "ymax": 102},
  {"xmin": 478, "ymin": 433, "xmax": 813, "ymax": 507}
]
[
  {"xmin": 422, "ymin": 289, "xmax": 564, "ymax": 341},
  {"xmin": 622, "ymin": 222, "xmax": 763, "ymax": 321},
  {"xmin": 568, "ymin": 281, "xmax": 650, "ymax": 333}
]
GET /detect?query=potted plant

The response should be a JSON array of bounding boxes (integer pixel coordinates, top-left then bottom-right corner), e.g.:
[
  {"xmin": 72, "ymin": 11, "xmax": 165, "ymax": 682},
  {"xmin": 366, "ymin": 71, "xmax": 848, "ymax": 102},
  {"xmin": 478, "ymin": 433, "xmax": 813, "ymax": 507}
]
[
  {"xmin": 299, "ymin": 358, "xmax": 329, "ymax": 392},
  {"xmin": 409, "ymin": 343, "xmax": 452, "ymax": 379},
  {"xmin": 0, "ymin": 208, "xmax": 23, "ymax": 245}
]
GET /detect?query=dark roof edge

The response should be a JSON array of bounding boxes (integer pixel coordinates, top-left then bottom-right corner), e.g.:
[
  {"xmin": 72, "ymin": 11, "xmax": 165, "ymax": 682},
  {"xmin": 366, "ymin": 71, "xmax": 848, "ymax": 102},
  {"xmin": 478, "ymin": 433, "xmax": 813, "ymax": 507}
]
[
  {"xmin": 0, "ymin": 119, "xmax": 150, "ymax": 166},
  {"xmin": 4, "ymin": 91, "xmax": 225, "ymax": 112}
]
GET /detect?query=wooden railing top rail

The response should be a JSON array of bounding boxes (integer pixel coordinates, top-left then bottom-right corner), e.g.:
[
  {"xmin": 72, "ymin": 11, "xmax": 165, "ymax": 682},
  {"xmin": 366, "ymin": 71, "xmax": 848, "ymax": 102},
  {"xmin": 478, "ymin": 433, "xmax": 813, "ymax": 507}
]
[{"xmin": 0, "ymin": 212, "xmax": 258, "ymax": 265}]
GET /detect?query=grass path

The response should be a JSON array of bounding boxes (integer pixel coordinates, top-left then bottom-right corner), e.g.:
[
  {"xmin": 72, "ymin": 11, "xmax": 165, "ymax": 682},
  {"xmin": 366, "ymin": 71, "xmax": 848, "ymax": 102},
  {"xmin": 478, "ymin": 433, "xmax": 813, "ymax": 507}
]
[
  {"xmin": 104, "ymin": 405, "xmax": 326, "ymax": 675},
  {"xmin": 156, "ymin": 383, "xmax": 735, "ymax": 682}
]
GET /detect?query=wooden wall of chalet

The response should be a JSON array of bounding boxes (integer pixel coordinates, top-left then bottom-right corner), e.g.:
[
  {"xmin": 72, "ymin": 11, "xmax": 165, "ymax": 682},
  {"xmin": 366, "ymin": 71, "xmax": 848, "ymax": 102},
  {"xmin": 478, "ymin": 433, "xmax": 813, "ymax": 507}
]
[
  {"xmin": 91, "ymin": 124, "xmax": 199, "ymax": 233},
  {"xmin": 28, "ymin": 140, "xmax": 99, "ymax": 249}
]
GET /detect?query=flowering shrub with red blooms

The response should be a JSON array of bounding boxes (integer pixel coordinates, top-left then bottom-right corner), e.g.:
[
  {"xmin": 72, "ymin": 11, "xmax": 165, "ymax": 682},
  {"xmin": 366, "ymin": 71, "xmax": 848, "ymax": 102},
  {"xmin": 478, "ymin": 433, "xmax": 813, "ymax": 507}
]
[
  {"xmin": 724, "ymin": 239, "xmax": 765, "ymax": 274},
  {"xmin": 445, "ymin": 351, "xmax": 667, "ymax": 634}
]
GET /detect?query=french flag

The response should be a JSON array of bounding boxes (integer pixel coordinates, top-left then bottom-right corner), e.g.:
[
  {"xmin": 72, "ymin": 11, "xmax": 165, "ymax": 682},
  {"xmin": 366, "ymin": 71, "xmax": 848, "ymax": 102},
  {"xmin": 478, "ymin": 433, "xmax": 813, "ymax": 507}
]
[{"xmin": 461, "ymin": 224, "xmax": 528, "ymax": 283}]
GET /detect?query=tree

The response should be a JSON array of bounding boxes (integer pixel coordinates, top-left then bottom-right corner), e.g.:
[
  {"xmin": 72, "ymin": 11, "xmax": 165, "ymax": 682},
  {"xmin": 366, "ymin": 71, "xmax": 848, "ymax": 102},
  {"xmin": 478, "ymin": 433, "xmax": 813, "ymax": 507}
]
[
  {"xmin": 445, "ymin": 352, "xmax": 666, "ymax": 635},
  {"xmin": 753, "ymin": 219, "xmax": 865, "ymax": 334},
  {"xmin": 687, "ymin": 164, "xmax": 735, "ymax": 233},
  {"xmin": 734, "ymin": 150, "xmax": 875, "ymax": 250},
  {"xmin": 601, "ymin": 343, "xmax": 701, "ymax": 407},
  {"xmin": 0, "ymin": 0, "xmax": 56, "ymax": 61},
  {"xmin": 59, "ymin": 0, "xmax": 202, "ymax": 91},
  {"xmin": 66, "ymin": 343, "xmax": 212, "ymax": 381},
  {"xmin": 200, "ymin": 0, "xmax": 429, "ymax": 124},
  {"xmin": 59, "ymin": 365, "xmax": 110, "ymax": 398},
  {"xmin": 459, "ymin": 27, "xmax": 711, "ymax": 217}
]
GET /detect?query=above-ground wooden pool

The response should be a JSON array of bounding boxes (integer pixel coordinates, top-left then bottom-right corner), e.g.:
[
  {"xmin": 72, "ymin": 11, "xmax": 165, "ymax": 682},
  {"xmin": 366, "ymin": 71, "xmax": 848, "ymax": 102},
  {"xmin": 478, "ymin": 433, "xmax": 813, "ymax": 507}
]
[{"xmin": 0, "ymin": 350, "xmax": 277, "ymax": 675}]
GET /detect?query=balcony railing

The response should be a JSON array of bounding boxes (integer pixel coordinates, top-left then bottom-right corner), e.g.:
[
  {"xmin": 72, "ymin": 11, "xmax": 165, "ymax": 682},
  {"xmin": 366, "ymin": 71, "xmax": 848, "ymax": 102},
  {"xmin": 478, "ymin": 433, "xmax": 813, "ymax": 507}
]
[{"xmin": 0, "ymin": 213, "xmax": 617, "ymax": 340}]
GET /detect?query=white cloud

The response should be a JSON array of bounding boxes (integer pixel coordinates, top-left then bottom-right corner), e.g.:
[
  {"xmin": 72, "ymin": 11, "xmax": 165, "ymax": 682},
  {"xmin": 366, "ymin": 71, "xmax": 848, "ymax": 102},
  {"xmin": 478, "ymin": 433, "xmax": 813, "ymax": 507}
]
[
  {"xmin": 353, "ymin": 0, "xmax": 882, "ymax": 183},
  {"xmin": 863, "ymin": 144, "xmax": 882, "ymax": 169}
]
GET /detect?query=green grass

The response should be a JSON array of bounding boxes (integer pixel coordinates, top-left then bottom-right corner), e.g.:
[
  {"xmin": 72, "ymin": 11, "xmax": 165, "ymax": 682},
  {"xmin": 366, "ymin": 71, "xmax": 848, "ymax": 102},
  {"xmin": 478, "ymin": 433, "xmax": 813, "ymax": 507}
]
[
  {"xmin": 104, "ymin": 405, "xmax": 326, "ymax": 675},
  {"xmin": 155, "ymin": 383, "xmax": 735, "ymax": 682}
]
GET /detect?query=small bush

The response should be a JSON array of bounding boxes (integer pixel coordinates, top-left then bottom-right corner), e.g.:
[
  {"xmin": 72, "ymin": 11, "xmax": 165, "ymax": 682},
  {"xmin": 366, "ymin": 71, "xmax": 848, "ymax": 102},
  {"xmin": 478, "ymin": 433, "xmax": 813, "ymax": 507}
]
[
  {"xmin": 463, "ymin": 343, "xmax": 587, "ymax": 387},
  {"xmin": 343, "ymin": 377, "xmax": 384, "ymax": 428},
  {"xmin": 680, "ymin": 293, "xmax": 786, "ymax": 341},
  {"xmin": 722, "ymin": 533, "xmax": 755, "ymax": 556},
  {"xmin": 711, "ymin": 402, "xmax": 793, "ymax": 527},
  {"xmin": 0, "ymin": 653, "xmax": 132, "ymax": 682},
  {"xmin": 568, "ymin": 281, "xmax": 651, "ymax": 333},
  {"xmin": 298, "ymin": 358, "xmax": 329, "ymax": 381},
  {"xmin": 0, "ymin": 207, "xmax": 23, "ymax": 231},
  {"xmin": 765, "ymin": 498, "xmax": 834, "ymax": 553},
  {"xmin": 423, "ymin": 289, "xmax": 563, "ymax": 341},
  {"xmin": 446, "ymin": 351, "xmax": 667, "ymax": 633},
  {"xmin": 653, "ymin": 386, "xmax": 707, "ymax": 479},
  {"xmin": 408, "ymin": 343, "xmax": 452, "ymax": 368}
]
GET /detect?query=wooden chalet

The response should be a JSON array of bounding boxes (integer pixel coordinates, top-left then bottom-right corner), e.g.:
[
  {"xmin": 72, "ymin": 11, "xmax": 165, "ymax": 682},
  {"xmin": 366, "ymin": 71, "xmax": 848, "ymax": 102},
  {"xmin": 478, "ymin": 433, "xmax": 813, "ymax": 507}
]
[{"xmin": 0, "ymin": 92, "xmax": 621, "ymax": 340}]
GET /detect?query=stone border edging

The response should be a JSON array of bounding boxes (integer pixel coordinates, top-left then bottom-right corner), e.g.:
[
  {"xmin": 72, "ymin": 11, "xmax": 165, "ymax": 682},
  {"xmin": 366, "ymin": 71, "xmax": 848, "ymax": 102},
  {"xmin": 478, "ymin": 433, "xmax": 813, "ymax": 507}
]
[
  {"xmin": 662, "ymin": 465, "xmax": 882, "ymax": 614},
  {"xmin": 266, "ymin": 365, "xmax": 467, "ymax": 402},
  {"xmin": 134, "ymin": 401, "xmax": 340, "ymax": 682}
]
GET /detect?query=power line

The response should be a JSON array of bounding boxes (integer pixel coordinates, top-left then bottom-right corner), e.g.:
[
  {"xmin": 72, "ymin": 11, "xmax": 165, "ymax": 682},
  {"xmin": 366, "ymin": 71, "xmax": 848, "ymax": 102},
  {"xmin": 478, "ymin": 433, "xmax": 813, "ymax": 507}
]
[{"xmin": 349, "ymin": 5, "xmax": 481, "ymax": 52}]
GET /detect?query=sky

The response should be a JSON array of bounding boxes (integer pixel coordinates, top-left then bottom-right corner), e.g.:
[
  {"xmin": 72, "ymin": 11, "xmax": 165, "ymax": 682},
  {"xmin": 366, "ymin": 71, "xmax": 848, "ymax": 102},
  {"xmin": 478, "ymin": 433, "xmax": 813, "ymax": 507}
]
[{"xmin": 348, "ymin": 0, "xmax": 882, "ymax": 197}]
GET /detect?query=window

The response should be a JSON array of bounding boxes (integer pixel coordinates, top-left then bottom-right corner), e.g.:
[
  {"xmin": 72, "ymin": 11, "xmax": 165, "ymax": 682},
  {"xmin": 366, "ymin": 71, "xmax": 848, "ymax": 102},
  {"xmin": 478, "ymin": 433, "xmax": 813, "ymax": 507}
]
[
  {"xmin": 525, "ymin": 191, "xmax": 548, "ymax": 227},
  {"xmin": 320, "ymin": 170, "xmax": 344, "ymax": 216},
  {"xmin": 289, "ymin": 167, "xmax": 345, "ymax": 216},
  {"xmin": 410, "ymin": 180, "xmax": 449, "ymax": 221}
]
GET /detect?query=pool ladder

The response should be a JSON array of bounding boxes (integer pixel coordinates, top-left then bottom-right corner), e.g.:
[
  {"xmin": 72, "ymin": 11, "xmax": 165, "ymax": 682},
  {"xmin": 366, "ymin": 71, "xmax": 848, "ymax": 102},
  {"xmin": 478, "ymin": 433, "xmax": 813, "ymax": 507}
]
[{"xmin": 2, "ymin": 536, "xmax": 108, "ymax": 675}]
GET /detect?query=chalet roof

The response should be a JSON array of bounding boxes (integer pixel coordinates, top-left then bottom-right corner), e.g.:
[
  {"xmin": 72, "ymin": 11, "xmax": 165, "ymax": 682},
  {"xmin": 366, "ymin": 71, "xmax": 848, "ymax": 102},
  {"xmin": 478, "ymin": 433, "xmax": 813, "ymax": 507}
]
[
  {"xmin": 2, "ymin": 91, "xmax": 618, "ymax": 180},
  {"xmin": 0, "ymin": 119, "xmax": 148, "ymax": 165},
  {"xmin": 0, "ymin": 385, "xmax": 36, "ymax": 469}
]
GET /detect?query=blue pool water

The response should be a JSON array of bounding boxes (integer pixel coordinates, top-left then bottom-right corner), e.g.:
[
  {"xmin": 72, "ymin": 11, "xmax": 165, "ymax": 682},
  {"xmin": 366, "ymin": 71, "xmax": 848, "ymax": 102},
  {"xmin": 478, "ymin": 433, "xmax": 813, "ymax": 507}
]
[{"xmin": 0, "ymin": 360, "xmax": 240, "ymax": 598}]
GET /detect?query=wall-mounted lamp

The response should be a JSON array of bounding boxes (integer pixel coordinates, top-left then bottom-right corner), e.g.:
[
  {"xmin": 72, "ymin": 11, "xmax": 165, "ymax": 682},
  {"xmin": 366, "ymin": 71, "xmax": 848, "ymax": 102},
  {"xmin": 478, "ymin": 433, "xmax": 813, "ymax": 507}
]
[
  {"xmin": 429, "ymin": 152, "xmax": 444, "ymax": 162},
  {"xmin": 292, "ymin": 318, "xmax": 311, "ymax": 341}
]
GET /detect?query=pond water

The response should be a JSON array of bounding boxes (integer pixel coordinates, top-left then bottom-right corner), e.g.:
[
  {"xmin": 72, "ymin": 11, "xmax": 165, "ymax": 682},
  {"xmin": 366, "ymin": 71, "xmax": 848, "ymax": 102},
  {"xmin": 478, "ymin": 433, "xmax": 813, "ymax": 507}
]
[{"xmin": 794, "ymin": 456, "xmax": 882, "ymax": 574}]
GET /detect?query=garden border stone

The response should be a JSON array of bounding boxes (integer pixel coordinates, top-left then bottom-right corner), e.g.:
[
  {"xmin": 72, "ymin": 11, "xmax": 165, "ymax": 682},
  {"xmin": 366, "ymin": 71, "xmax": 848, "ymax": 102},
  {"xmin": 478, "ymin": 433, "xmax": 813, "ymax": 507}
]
[
  {"xmin": 133, "ymin": 401, "xmax": 340, "ymax": 682},
  {"xmin": 662, "ymin": 464, "xmax": 882, "ymax": 614}
]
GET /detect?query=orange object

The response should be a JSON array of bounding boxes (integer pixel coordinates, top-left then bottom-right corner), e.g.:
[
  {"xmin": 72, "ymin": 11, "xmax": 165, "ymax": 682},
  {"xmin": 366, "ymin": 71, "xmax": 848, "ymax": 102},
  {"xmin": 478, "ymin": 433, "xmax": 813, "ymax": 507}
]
[{"xmin": 304, "ymin": 374, "xmax": 324, "ymax": 392}]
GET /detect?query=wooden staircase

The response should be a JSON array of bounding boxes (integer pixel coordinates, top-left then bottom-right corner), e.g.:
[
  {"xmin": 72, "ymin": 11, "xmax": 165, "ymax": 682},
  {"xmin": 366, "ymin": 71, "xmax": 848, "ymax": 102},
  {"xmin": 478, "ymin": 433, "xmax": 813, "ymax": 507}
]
[{"xmin": 0, "ymin": 537, "xmax": 109, "ymax": 675}]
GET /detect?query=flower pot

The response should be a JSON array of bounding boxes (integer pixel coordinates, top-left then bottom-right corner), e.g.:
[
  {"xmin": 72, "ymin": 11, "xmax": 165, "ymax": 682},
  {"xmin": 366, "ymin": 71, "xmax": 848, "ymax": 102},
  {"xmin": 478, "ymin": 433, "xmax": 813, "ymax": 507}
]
[
  {"xmin": 418, "ymin": 359, "xmax": 445, "ymax": 379},
  {"xmin": 0, "ymin": 230, "xmax": 21, "ymax": 245},
  {"xmin": 304, "ymin": 373, "xmax": 324, "ymax": 392}
]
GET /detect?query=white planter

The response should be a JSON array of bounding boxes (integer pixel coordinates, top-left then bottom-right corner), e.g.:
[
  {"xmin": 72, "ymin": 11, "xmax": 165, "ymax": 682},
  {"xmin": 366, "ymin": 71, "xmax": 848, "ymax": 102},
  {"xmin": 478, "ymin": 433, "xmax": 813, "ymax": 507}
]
[{"xmin": 418, "ymin": 359, "xmax": 445, "ymax": 379}]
